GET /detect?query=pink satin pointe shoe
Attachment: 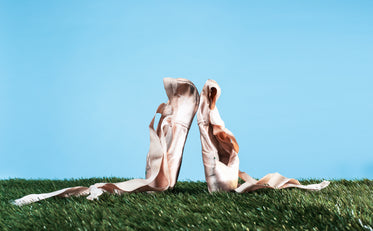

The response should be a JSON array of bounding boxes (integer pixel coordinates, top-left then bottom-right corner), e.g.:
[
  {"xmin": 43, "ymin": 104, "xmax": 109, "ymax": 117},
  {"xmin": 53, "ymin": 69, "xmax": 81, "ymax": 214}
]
[
  {"xmin": 197, "ymin": 79, "xmax": 330, "ymax": 193},
  {"xmin": 143, "ymin": 77, "xmax": 200, "ymax": 190},
  {"xmin": 13, "ymin": 78, "xmax": 200, "ymax": 206},
  {"xmin": 197, "ymin": 79, "xmax": 240, "ymax": 192}
]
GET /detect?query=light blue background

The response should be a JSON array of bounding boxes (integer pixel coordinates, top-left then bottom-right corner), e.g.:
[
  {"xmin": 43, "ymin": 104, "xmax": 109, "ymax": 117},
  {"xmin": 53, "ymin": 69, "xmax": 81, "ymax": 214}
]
[{"xmin": 1, "ymin": 1, "xmax": 372, "ymax": 180}]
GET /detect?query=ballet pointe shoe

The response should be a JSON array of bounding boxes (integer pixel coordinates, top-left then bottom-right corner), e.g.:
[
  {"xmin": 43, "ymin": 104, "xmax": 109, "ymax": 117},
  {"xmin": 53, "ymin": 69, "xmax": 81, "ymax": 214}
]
[
  {"xmin": 197, "ymin": 79, "xmax": 240, "ymax": 192},
  {"xmin": 13, "ymin": 78, "xmax": 200, "ymax": 206},
  {"xmin": 197, "ymin": 79, "xmax": 330, "ymax": 193},
  {"xmin": 82, "ymin": 77, "xmax": 200, "ymax": 199},
  {"xmin": 145, "ymin": 77, "xmax": 200, "ymax": 189}
]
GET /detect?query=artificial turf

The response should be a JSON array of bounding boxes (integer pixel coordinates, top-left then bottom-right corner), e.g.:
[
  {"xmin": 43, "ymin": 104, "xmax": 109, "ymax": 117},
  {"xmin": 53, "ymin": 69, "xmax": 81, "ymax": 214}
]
[{"xmin": 0, "ymin": 178, "xmax": 372, "ymax": 230}]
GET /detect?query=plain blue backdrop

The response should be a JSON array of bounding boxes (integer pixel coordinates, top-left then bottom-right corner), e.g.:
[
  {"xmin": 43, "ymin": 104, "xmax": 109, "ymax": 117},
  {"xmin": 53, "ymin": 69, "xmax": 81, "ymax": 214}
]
[{"xmin": 1, "ymin": 1, "xmax": 372, "ymax": 180}]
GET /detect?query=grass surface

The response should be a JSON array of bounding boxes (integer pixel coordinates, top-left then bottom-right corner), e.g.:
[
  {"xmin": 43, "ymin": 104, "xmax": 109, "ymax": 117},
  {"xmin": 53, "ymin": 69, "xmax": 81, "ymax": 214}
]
[{"xmin": 0, "ymin": 178, "xmax": 372, "ymax": 230}]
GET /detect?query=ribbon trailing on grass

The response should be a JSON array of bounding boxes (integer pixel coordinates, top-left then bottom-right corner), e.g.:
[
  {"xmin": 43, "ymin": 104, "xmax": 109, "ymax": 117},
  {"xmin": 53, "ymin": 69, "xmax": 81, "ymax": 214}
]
[{"xmin": 13, "ymin": 78, "xmax": 329, "ymax": 206}]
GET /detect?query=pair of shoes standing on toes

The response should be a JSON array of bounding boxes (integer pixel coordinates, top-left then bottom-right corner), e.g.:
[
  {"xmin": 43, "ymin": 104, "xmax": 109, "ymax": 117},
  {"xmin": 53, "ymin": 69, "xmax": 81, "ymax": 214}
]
[{"xmin": 13, "ymin": 78, "xmax": 329, "ymax": 206}]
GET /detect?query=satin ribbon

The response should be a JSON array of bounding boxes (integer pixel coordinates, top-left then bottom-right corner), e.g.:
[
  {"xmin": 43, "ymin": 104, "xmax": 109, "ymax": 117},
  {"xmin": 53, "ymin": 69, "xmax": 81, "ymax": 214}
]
[{"xmin": 13, "ymin": 78, "xmax": 329, "ymax": 206}]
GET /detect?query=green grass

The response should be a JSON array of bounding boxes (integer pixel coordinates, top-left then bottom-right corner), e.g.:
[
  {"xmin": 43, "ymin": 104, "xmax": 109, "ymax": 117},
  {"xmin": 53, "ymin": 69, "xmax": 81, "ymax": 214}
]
[{"xmin": 0, "ymin": 178, "xmax": 372, "ymax": 230}]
